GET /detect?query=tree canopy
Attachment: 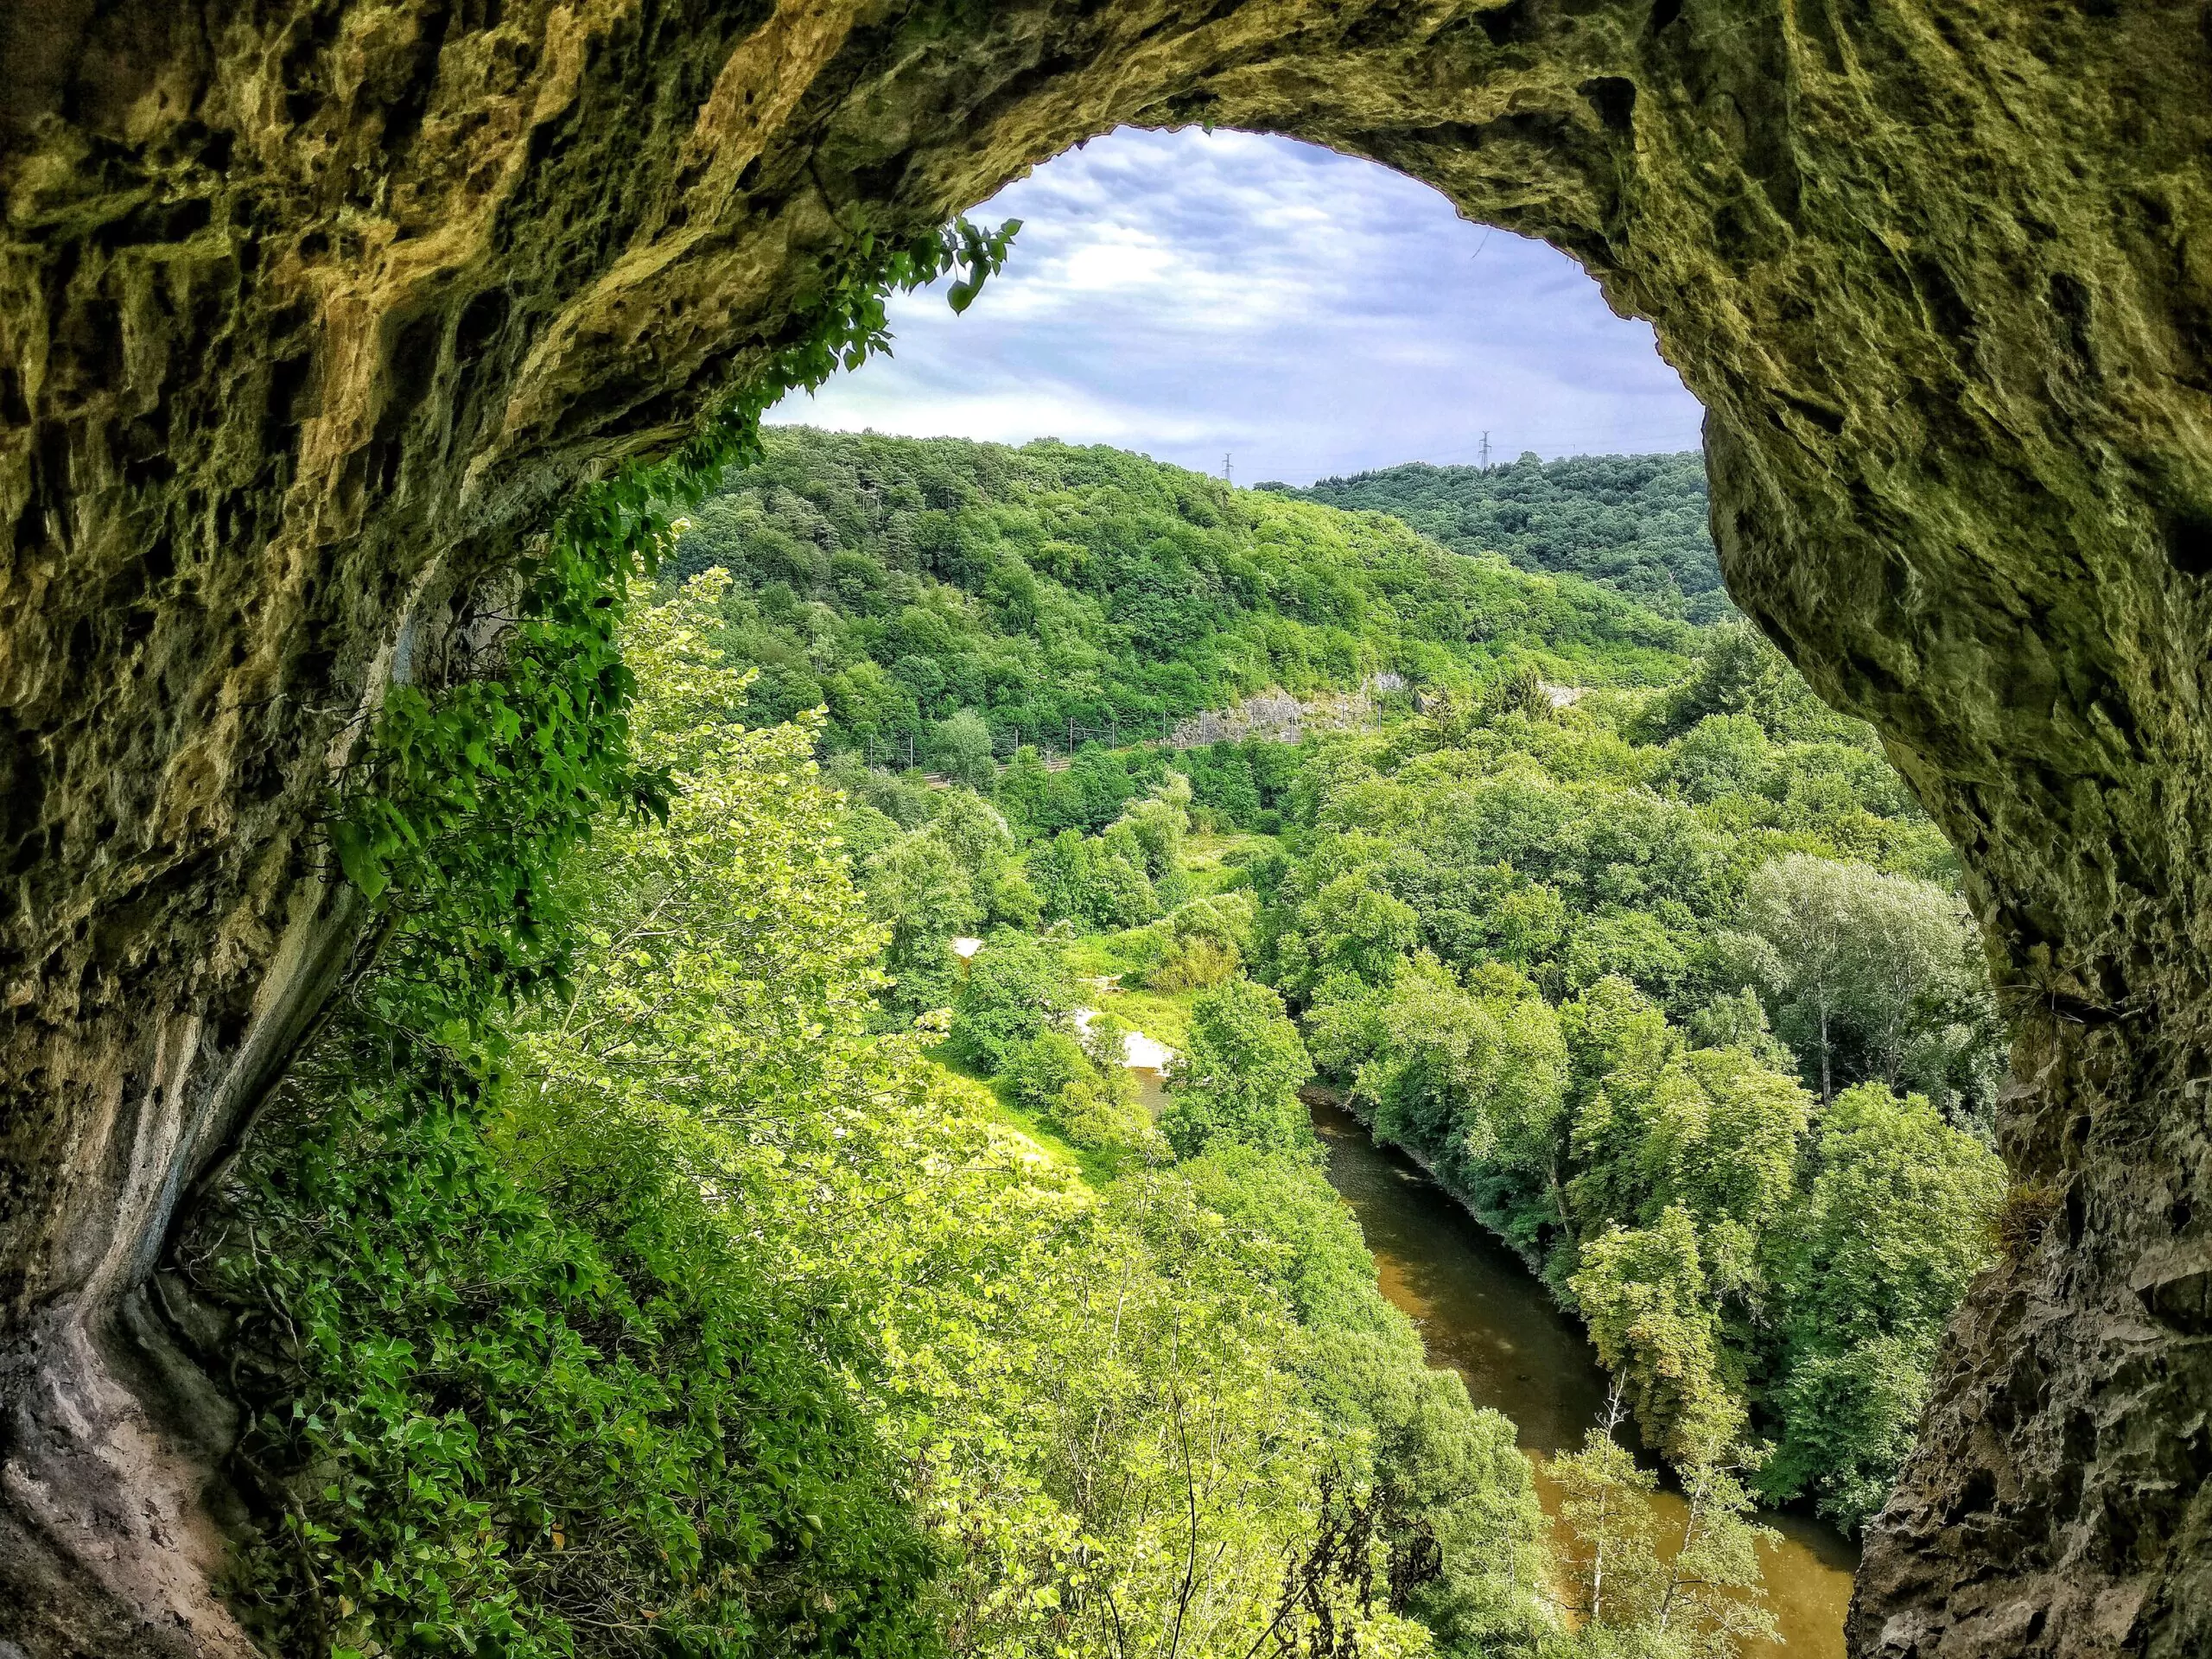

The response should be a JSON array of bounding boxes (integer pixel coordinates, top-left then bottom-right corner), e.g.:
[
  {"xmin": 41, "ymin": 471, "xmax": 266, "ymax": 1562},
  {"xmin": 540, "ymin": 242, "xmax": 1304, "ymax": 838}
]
[
  {"xmin": 672, "ymin": 427, "xmax": 1697, "ymax": 761},
  {"xmin": 1289, "ymin": 451, "xmax": 1729, "ymax": 623}
]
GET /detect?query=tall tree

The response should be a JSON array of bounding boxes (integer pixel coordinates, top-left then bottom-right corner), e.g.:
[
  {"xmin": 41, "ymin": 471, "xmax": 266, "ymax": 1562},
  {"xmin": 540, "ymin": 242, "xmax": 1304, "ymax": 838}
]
[
  {"xmin": 1738, "ymin": 855, "xmax": 1859, "ymax": 1103},
  {"xmin": 1550, "ymin": 1389, "xmax": 1667, "ymax": 1634},
  {"xmin": 1653, "ymin": 1454, "xmax": 1781, "ymax": 1657},
  {"xmin": 1570, "ymin": 1206, "xmax": 1745, "ymax": 1463},
  {"xmin": 931, "ymin": 708, "xmax": 998, "ymax": 791},
  {"xmin": 1162, "ymin": 978, "xmax": 1316, "ymax": 1158}
]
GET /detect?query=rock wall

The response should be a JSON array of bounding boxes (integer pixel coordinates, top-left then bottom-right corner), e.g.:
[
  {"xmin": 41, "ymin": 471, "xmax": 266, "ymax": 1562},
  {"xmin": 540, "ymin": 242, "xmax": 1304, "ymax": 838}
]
[{"xmin": 1, "ymin": 2, "xmax": 2207, "ymax": 1654}]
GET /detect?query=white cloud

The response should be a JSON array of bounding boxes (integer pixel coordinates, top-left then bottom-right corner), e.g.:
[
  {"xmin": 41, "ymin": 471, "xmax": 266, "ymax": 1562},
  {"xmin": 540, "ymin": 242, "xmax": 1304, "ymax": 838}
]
[
  {"xmin": 768, "ymin": 128, "xmax": 1706, "ymax": 484},
  {"xmin": 1055, "ymin": 232, "xmax": 1177, "ymax": 291}
]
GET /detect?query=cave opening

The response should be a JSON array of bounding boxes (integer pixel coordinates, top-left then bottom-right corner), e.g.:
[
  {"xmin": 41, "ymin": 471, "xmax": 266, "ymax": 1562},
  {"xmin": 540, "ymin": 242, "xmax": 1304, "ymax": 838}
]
[
  {"xmin": 776, "ymin": 126, "xmax": 1707, "ymax": 487},
  {"xmin": 3, "ymin": 7, "xmax": 2209, "ymax": 1658}
]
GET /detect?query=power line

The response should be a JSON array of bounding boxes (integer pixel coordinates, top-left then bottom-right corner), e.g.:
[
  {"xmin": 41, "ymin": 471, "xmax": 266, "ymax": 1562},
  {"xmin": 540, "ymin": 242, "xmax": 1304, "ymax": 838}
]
[{"xmin": 1407, "ymin": 423, "xmax": 1705, "ymax": 468}]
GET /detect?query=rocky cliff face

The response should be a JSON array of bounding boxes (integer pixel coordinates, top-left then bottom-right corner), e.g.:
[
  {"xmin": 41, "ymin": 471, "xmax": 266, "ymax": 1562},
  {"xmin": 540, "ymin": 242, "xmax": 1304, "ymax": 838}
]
[{"xmin": 2, "ymin": 1, "xmax": 2208, "ymax": 1654}]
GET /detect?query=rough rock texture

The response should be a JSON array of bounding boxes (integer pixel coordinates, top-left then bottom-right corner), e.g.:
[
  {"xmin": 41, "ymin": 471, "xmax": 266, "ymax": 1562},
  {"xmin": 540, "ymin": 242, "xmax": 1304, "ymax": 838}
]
[{"xmin": 1, "ymin": 0, "xmax": 2209, "ymax": 1653}]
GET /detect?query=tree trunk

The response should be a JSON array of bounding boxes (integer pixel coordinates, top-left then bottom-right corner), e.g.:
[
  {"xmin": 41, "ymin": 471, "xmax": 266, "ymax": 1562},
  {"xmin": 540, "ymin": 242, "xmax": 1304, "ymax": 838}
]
[{"xmin": 1820, "ymin": 1001, "xmax": 1834, "ymax": 1108}]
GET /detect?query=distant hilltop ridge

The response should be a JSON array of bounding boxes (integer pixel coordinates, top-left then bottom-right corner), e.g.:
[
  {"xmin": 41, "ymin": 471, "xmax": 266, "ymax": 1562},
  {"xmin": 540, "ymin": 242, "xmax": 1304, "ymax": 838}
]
[{"xmin": 1281, "ymin": 450, "xmax": 1729, "ymax": 625}]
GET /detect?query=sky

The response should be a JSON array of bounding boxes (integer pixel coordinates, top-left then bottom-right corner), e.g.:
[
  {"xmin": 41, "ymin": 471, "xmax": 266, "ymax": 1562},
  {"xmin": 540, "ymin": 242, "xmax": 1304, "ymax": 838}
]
[{"xmin": 766, "ymin": 127, "xmax": 1707, "ymax": 487}]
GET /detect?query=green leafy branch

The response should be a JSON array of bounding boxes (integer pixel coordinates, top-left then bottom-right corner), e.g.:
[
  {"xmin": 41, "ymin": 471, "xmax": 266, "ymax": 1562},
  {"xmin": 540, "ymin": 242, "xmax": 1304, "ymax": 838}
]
[{"xmin": 329, "ymin": 214, "xmax": 1020, "ymax": 1052}]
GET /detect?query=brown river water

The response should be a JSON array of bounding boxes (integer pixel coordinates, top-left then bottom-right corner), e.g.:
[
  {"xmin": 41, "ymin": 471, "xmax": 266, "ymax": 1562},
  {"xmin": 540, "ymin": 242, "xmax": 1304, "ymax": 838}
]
[{"xmin": 1307, "ymin": 1097, "xmax": 1859, "ymax": 1656}]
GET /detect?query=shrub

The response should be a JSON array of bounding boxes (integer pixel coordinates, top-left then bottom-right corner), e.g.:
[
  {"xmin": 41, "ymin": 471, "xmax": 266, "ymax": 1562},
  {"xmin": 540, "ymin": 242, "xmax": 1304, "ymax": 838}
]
[
  {"xmin": 1161, "ymin": 979, "xmax": 1316, "ymax": 1159},
  {"xmin": 1002, "ymin": 1028, "xmax": 1090, "ymax": 1112},
  {"xmin": 1147, "ymin": 932, "xmax": 1241, "ymax": 992},
  {"xmin": 207, "ymin": 1063, "xmax": 941, "ymax": 1659},
  {"xmin": 947, "ymin": 935, "xmax": 1076, "ymax": 1074},
  {"xmin": 1054, "ymin": 1074, "xmax": 1160, "ymax": 1154}
]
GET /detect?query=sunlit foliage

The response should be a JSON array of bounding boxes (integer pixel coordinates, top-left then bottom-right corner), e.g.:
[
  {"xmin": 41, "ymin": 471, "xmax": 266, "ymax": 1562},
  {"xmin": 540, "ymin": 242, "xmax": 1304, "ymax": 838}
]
[
  {"xmin": 671, "ymin": 428, "xmax": 1696, "ymax": 766},
  {"xmin": 1274, "ymin": 683, "xmax": 2005, "ymax": 1531}
]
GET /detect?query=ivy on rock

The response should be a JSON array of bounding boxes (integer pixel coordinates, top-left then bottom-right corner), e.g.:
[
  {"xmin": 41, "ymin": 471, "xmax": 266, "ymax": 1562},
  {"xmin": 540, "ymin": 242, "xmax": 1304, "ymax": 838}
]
[{"xmin": 193, "ymin": 218, "xmax": 1017, "ymax": 1659}]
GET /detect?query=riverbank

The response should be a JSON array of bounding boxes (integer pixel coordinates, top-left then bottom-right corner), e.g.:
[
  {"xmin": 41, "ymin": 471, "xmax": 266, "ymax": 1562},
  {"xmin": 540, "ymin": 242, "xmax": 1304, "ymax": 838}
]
[
  {"xmin": 1300, "ymin": 1080, "xmax": 1554, "ymax": 1277},
  {"xmin": 1308, "ymin": 1095, "xmax": 1858, "ymax": 1656}
]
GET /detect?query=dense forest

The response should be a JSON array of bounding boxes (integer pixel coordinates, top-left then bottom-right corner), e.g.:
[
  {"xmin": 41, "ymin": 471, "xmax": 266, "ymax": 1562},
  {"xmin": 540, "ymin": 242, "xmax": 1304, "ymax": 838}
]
[
  {"xmin": 698, "ymin": 436, "xmax": 2009, "ymax": 1524},
  {"xmin": 204, "ymin": 584, "xmax": 1573, "ymax": 1656},
  {"xmin": 1267, "ymin": 650, "xmax": 2007, "ymax": 1527},
  {"xmin": 670, "ymin": 427, "xmax": 1693, "ymax": 761},
  {"xmin": 204, "ymin": 428, "xmax": 2010, "ymax": 1659},
  {"xmin": 705, "ymin": 441, "xmax": 2004, "ymax": 1586},
  {"xmin": 1287, "ymin": 454, "xmax": 1729, "ymax": 624},
  {"xmin": 831, "ymin": 588, "xmax": 2006, "ymax": 1538}
]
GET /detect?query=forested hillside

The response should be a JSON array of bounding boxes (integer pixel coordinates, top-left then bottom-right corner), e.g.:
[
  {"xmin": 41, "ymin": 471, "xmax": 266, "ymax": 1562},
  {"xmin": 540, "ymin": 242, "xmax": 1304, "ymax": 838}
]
[
  {"xmin": 672, "ymin": 426, "xmax": 1693, "ymax": 759},
  {"xmin": 1288, "ymin": 453, "xmax": 1729, "ymax": 622},
  {"xmin": 674, "ymin": 434, "xmax": 2004, "ymax": 1554},
  {"xmin": 1268, "ymin": 650, "xmax": 2007, "ymax": 1529},
  {"xmin": 202, "ymin": 575, "xmax": 1617, "ymax": 1659},
  {"xmin": 832, "ymin": 596, "xmax": 2006, "ymax": 1536},
  {"xmin": 206, "ymin": 428, "xmax": 2007, "ymax": 1659}
]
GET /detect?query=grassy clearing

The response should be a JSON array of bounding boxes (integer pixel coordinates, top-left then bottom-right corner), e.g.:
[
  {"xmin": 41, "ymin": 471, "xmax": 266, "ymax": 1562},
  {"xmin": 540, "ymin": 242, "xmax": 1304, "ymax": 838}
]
[
  {"xmin": 925, "ymin": 1044, "xmax": 1140, "ymax": 1186},
  {"xmin": 1179, "ymin": 830, "xmax": 1274, "ymax": 896}
]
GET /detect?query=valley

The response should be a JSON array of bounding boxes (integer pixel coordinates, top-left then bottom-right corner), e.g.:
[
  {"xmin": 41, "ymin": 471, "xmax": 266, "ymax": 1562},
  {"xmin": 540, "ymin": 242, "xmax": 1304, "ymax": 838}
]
[{"xmin": 537, "ymin": 429, "xmax": 2005, "ymax": 1655}]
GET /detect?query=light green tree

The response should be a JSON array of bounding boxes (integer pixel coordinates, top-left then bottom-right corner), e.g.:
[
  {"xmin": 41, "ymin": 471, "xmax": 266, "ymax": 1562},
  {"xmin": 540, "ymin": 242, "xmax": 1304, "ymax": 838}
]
[
  {"xmin": 1738, "ymin": 854, "xmax": 1985, "ymax": 1104},
  {"xmin": 947, "ymin": 932, "xmax": 1076, "ymax": 1073},
  {"xmin": 931, "ymin": 707, "xmax": 998, "ymax": 791},
  {"xmin": 1670, "ymin": 1046, "xmax": 1811, "ymax": 1242},
  {"xmin": 1052, "ymin": 1013, "xmax": 1157, "ymax": 1154},
  {"xmin": 1031, "ymin": 826, "xmax": 1160, "ymax": 930},
  {"xmin": 1113, "ymin": 787, "xmax": 1190, "ymax": 881},
  {"xmin": 1002, "ymin": 1027, "xmax": 1091, "ymax": 1112},
  {"xmin": 1779, "ymin": 1084, "xmax": 2005, "ymax": 1351},
  {"xmin": 1666, "ymin": 713, "xmax": 1773, "ymax": 803},
  {"xmin": 1571, "ymin": 1207, "xmax": 1745, "ymax": 1463},
  {"xmin": 1649, "ymin": 1452, "xmax": 1780, "ymax": 1657},
  {"xmin": 1306, "ymin": 869, "xmax": 1423, "ymax": 987},
  {"xmin": 864, "ymin": 827, "xmax": 976, "ymax": 1000},
  {"xmin": 1843, "ymin": 871, "xmax": 1984, "ymax": 1092},
  {"xmin": 925, "ymin": 787, "xmax": 1041, "ymax": 928},
  {"xmin": 1764, "ymin": 1083, "xmax": 2004, "ymax": 1527},
  {"xmin": 928, "ymin": 784, "xmax": 1014, "ymax": 871},
  {"xmin": 1685, "ymin": 988, "xmax": 1794, "ymax": 1072},
  {"xmin": 1561, "ymin": 978, "xmax": 1687, "ymax": 1234},
  {"xmin": 1737, "ymin": 855, "xmax": 1861, "ymax": 1103},
  {"xmin": 1550, "ymin": 1392, "xmax": 1667, "ymax": 1634},
  {"xmin": 1162, "ymin": 978, "xmax": 1316, "ymax": 1158}
]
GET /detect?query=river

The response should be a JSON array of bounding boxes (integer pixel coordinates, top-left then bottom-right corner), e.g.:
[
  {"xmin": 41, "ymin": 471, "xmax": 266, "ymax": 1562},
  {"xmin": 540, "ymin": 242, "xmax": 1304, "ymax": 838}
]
[{"xmin": 1307, "ymin": 1096, "xmax": 1859, "ymax": 1656}]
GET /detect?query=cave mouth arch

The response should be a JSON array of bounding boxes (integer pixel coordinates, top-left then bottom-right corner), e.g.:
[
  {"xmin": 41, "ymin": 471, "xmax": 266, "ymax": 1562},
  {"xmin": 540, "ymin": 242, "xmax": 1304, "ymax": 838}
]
[
  {"xmin": 2, "ymin": 5, "xmax": 2209, "ymax": 1657},
  {"xmin": 774, "ymin": 124, "xmax": 1710, "ymax": 493}
]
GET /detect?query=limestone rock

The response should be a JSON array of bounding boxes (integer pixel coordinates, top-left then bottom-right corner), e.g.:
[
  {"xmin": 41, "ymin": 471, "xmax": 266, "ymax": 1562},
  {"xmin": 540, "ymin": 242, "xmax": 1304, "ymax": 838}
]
[{"xmin": 1, "ymin": 2, "xmax": 2209, "ymax": 1654}]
